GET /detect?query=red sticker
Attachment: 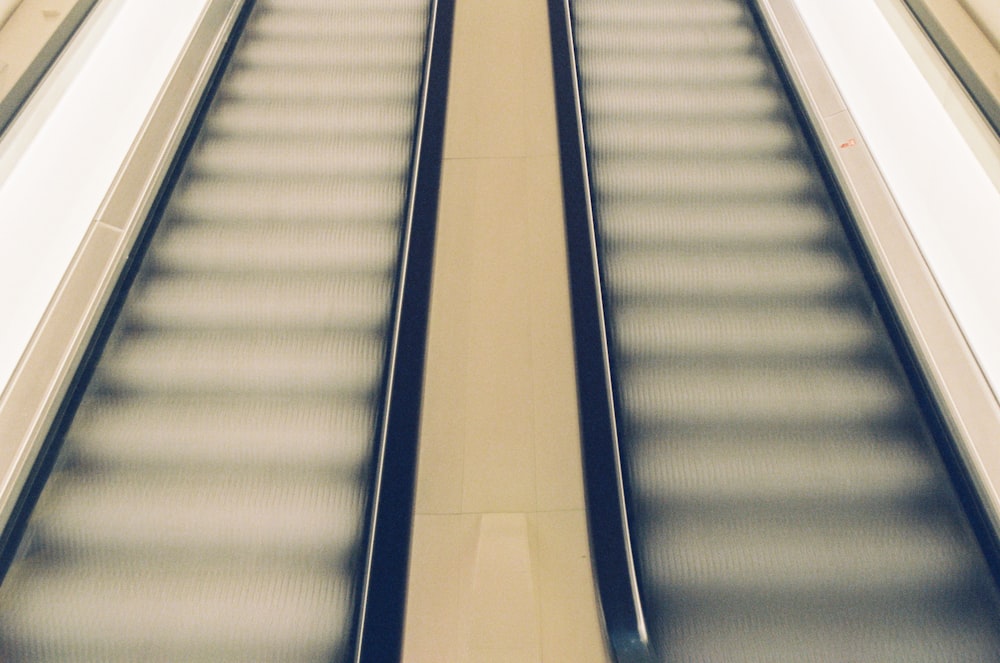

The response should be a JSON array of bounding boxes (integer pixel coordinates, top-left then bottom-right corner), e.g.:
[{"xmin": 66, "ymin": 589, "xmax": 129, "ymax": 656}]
[{"xmin": 840, "ymin": 138, "xmax": 857, "ymax": 149}]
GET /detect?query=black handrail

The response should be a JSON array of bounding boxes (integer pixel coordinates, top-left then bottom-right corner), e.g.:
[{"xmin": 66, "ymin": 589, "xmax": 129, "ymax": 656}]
[
  {"xmin": 352, "ymin": 1, "xmax": 455, "ymax": 661},
  {"xmin": 546, "ymin": 1, "xmax": 651, "ymax": 661}
]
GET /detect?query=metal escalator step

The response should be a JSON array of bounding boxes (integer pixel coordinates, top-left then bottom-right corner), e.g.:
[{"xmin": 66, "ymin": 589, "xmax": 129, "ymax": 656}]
[
  {"xmin": 578, "ymin": 24, "xmax": 755, "ymax": 55},
  {"xmin": 571, "ymin": 0, "xmax": 1000, "ymax": 656},
  {"xmin": 203, "ymin": 98, "xmax": 413, "ymax": 139},
  {"xmin": 28, "ymin": 471, "xmax": 363, "ymax": 558},
  {"xmin": 97, "ymin": 331, "xmax": 381, "ymax": 394},
  {"xmin": 248, "ymin": 6, "xmax": 427, "ymax": 41},
  {"xmin": 628, "ymin": 430, "xmax": 940, "ymax": 503},
  {"xmin": 2, "ymin": 561, "xmax": 351, "ymax": 661},
  {"xmin": 606, "ymin": 251, "xmax": 855, "ymax": 301},
  {"xmin": 235, "ymin": 35, "xmax": 423, "ymax": 70},
  {"xmin": 623, "ymin": 365, "xmax": 907, "ymax": 425},
  {"xmin": 616, "ymin": 306, "xmax": 877, "ymax": 358},
  {"xmin": 167, "ymin": 179, "xmax": 403, "ymax": 225},
  {"xmin": 640, "ymin": 508, "xmax": 982, "ymax": 595},
  {"xmin": 588, "ymin": 118, "xmax": 799, "ymax": 158},
  {"xmin": 659, "ymin": 603, "xmax": 1000, "ymax": 663},
  {"xmin": 598, "ymin": 201, "xmax": 834, "ymax": 246},
  {"xmin": 580, "ymin": 54, "xmax": 772, "ymax": 86},
  {"xmin": 586, "ymin": 85, "xmax": 785, "ymax": 120},
  {"xmin": 221, "ymin": 67, "xmax": 421, "ymax": 103},
  {"xmin": 128, "ymin": 274, "xmax": 390, "ymax": 329},
  {"xmin": 0, "ymin": 0, "xmax": 434, "ymax": 658},
  {"xmin": 150, "ymin": 221, "xmax": 398, "ymax": 273},
  {"xmin": 596, "ymin": 157, "xmax": 821, "ymax": 200},
  {"xmin": 260, "ymin": 0, "xmax": 425, "ymax": 10},
  {"xmin": 573, "ymin": 0, "xmax": 745, "ymax": 26},
  {"xmin": 66, "ymin": 395, "xmax": 372, "ymax": 469},
  {"xmin": 188, "ymin": 137, "xmax": 411, "ymax": 180}
]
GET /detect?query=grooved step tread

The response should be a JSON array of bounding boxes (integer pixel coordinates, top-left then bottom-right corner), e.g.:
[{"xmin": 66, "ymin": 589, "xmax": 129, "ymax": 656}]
[
  {"xmin": 571, "ymin": 0, "xmax": 1000, "ymax": 658},
  {"xmin": 0, "ymin": 1, "xmax": 433, "ymax": 660}
]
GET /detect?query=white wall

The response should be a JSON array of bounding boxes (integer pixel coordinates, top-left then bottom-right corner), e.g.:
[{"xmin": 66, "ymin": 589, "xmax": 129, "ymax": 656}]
[
  {"xmin": 793, "ymin": 0, "xmax": 1000, "ymax": 402},
  {"xmin": 0, "ymin": 0, "xmax": 210, "ymax": 396}
]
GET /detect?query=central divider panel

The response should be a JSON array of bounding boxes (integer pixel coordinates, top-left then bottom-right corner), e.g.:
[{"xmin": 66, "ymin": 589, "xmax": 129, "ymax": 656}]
[{"xmin": 401, "ymin": 0, "xmax": 610, "ymax": 660}]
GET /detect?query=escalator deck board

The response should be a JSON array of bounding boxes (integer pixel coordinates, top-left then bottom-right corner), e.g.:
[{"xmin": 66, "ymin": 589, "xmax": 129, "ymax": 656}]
[
  {"xmin": 570, "ymin": 0, "xmax": 1000, "ymax": 660},
  {"xmin": 0, "ymin": 0, "xmax": 431, "ymax": 660}
]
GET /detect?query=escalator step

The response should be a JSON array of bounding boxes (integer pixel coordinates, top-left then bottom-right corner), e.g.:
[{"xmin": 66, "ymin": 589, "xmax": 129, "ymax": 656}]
[
  {"xmin": 0, "ymin": 1, "xmax": 433, "ymax": 660},
  {"xmin": 66, "ymin": 395, "xmax": 372, "ymax": 469},
  {"xmin": 2, "ymin": 562, "xmax": 351, "ymax": 662},
  {"xmin": 570, "ymin": 0, "xmax": 1000, "ymax": 658}
]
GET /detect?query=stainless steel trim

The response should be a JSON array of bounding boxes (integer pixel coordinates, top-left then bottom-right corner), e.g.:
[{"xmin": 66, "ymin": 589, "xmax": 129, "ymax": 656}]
[{"xmin": 0, "ymin": 0, "xmax": 247, "ymax": 536}]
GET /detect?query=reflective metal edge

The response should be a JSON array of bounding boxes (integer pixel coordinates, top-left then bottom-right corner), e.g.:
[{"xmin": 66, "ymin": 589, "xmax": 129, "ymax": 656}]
[
  {"xmin": 755, "ymin": 0, "xmax": 1000, "ymax": 550},
  {"xmin": 0, "ymin": 0, "xmax": 247, "ymax": 540}
]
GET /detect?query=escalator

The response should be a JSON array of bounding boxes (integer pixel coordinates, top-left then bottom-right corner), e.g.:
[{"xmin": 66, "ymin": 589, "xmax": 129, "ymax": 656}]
[
  {"xmin": 0, "ymin": 0, "xmax": 450, "ymax": 660},
  {"xmin": 551, "ymin": 0, "xmax": 1000, "ymax": 660}
]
